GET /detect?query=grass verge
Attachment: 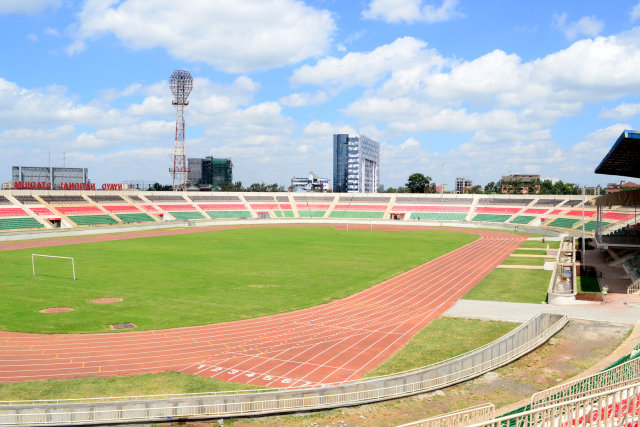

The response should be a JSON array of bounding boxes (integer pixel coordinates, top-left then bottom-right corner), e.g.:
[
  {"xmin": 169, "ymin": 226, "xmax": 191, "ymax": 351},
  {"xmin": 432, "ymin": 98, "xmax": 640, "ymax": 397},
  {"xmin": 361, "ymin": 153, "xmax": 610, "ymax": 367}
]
[
  {"xmin": 364, "ymin": 318, "xmax": 517, "ymax": 377},
  {"xmin": 0, "ymin": 372, "xmax": 261, "ymax": 402},
  {"xmin": 462, "ymin": 269, "xmax": 552, "ymax": 303},
  {"xmin": 501, "ymin": 257, "xmax": 555, "ymax": 266},
  {"xmin": 513, "ymin": 249, "xmax": 548, "ymax": 255},
  {"xmin": 0, "ymin": 226, "xmax": 477, "ymax": 334},
  {"xmin": 519, "ymin": 241, "xmax": 561, "ymax": 249},
  {"xmin": 577, "ymin": 276, "xmax": 601, "ymax": 293}
]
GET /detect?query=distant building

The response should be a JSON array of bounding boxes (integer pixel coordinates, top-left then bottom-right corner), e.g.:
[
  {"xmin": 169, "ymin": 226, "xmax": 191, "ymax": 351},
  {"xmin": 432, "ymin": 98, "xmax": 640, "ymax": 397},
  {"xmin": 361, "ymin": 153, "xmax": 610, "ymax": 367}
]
[
  {"xmin": 455, "ymin": 178, "xmax": 473, "ymax": 194},
  {"xmin": 605, "ymin": 180, "xmax": 638, "ymax": 194},
  {"xmin": 187, "ymin": 157, "xmax": 233, "ymax": 190},
  {"xmin": 500, "ymin": 174, "xmax": 540, "ymax": 194},
  {"xmin": 333, "ymin": 134, "xmax": 380, "ymax": 193},
  {"xmin": 291, "ymin": 171, "xmax": 331, "ymax": 192},
  {"xmin": 436, "ymin": 184, "xmax": 449, "ymax": 193},
  {"xmin": 12, "ymin": 166, "xmax": 90, "ymax": 189}
]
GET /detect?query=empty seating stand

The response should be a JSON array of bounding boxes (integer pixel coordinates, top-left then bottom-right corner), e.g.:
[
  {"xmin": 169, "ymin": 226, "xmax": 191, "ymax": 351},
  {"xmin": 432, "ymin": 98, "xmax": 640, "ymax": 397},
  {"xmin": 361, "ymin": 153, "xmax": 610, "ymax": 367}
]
[
  {"xmin": 547, "ymin": 218, "xmax": 581, "ymax": 228},
  {"xmin": 472, "ymin": 213, "xmax": 512, "ymax": 223},
  {"xmin": 145, "ymin": 195, "xmax": 186, "ymax": 203},
  {"xmin": 56, "ymin": 206, "xmax": 103, "ymax": 215},
  {"xmin": 190, "ymin": 195, "xmax": 241, "ymax": 202},
  {"xmin": 158, "ymin": 204, "xmax": 196, "ymax": 211},
  {"xmin": 40, "ymin": 195, "xmax": 88, "ymax": 205},
  {"xmin": 583, "ymin": 221, "xmax": 611, "ymax": 232},
  {"xmin": 127, "ymin": 195, "xmax": 145, "ymax": 203},
  {"xmin": 89, "ymin": 195, "xmax": 126, "ymax": 203},
  {"xmin": 393, "ymin": 205, "xmax": 469, "ymax": 213},
  {"xmin": 563, "ymin": 200, "xmax": 582, "ymax": 207},
  {"xmin": 0, "ymin": 196, "xmax": 12, "ymax": 205},
  {"xmin": 298, "ymin": 211, "xmax": 326, "ymax": 218},
  {"xmin": 0, "ymin": 208, "xmax": 29, "ymax": 217},
  {"xmin": 30, "ymin": 207, "xmax": 54, "ymax": 216},
  {"xmin": 394, "ymin": 197, "xmax": 473, "ymax": 205},
  {"xmin": 244, "ymin": 196, "xmax": 276, "ymax": 202},
  {"xmin": 168, "ymin": 211, "xmax": 205, "ymax": 220},
  {"xmin": 475, "ymin": 207, "xmax": 521, "ymax": 214},
  {"xmin": 534, "ymin": 199, "xmax": 563, "ymax": 206},
  {"xmin": 566, "ymin": 210, "xmax": 596, "ymax": 217},
  {"xmin": 116, "ymin": 213, "xmax": 155, "ymax": 223},
  {"xmin": 411, "ymin": 212, "xmax": 466, "ymax": 221},
  {"xmin": 0, "ymin": 217, "xmax": 44, "ymax": 231},
  {"xmin": 478, "ymin": 198, "xmax": 532, "ymax": 206},
  {"xmin": 274, "ymin": 210, "xmax": 295, "ymax": 218},
  {"xmin": 329, "ymin": 211, "xmax": 384, "ymax": 219},
  {"xmin": 510, "ymin": 216, "xmax": 536, "ymax": 225},
  {"xmin": 206, "ymin": 211, "xmax": 252, "ymax": 219},
  {"xmin": 13, "ymin": 195, "xmax": 39, "ymax": 204},
  {"xmin": 68, "ymin": 215, "xmax": 118, "ymax": 226},
  {"xmin": 102, "ymin": 205, "xmax": 142, "ymax": 213}
]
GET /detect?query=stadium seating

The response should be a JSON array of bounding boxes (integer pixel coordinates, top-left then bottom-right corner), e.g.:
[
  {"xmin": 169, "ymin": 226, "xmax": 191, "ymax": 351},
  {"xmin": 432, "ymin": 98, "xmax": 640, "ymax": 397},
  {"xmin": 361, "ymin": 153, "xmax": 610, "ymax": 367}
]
[
  {"xmin": 116, "ymin": 213, "xmax": 155, "ymax": 223},
  {"xmin": 533, "ymin": 199, "xmax": 563, "ymax": 206},
  {"xmin": 562, "ymin": 200, "xmax": 582, "ymax": 207},
  {"xmin": 471, "ymin": 214, "xmax": 512, "ymax": 223},
  {"xmin": 583, "ymin": 221, "xmax": 611, "ymax": 231},
  {"xmin": 329, "ymin": 211, "xmax": 385, "ymax": 219},
  {"xmin": 102, "ymin": 205, "xmax": 142, "ymax": 213},
  {"xmin": 566, "ymin": 209, "xmax": 597, "ymax": 217},
  {"xmin": 206, "ymin": 210, "xmax": 252, "ymax": 219},
  {"xmin": 189, "ymin": 195, "xmax": 241, "ymax": 202},
  {"xmin": 475, "ymin": 207, "xmax": 521, "ymax": 214},
  {"xmin": 298, "ymin": 210, "xmax": 326, "ymax": 218},
  {"xmin": 547, "ymin": 218, "xmax": 581, "ymax": 228},
  {"xmin": 0, "ymin": 217, "xmax": 44, "ymax": 230},
  {"xmin": 142, "ymin": 205, "xmax": 158, "ymax": 212},
  {"xmin": 279, "ymin": 204, "xmax": 292, "ymax": 209},
  {"xmin": 339, "ymin": 196, "xmax": 391, "ymax": 204},
  {"xmin": 128, "ymin": 195, "xmax": 145, "ymax": 202},
  {"xmin": 393, "ymin": 205, "xmax": 469, "ymax": 212},
  {"xmin": 145, "ymin": 195, "xmax": 186, "ymax": 202},
  {"xmin": 0, "ymin": 195, "xmax": 11, "ymax": 205},
  {"xmin": 168, "ymin": 211, "xmax": 205, "ymax": 220},
  {"xmin": 249, "ymin": 204, "xmax": 279, "ymax": 211},
  {"xmin": 0, "ymin": 208, "xmax": 29, "ymax": 217},
  {"xmin": 198, "ymin": 204, "xmax": 247, "ymax": 210},
  {"xmin": 40, "ymin": 195, "xmax": 88, "ymax": 205},
  {"xmin": 394, "ymin": 197, "xmax": 473, "ymax": 205},
  {"xmin": 244, "ymin": 196, "xmax": 276, "ymax": 202},
  {"xmin": 524, "ymin": 208, "xmax": 549, "ymax": 214},
  {"xmin": 68, "ymin": 215, "xmax": 118, "ymax": 226},
  {"xmin": 13, "ymin": 195, "xmax": 39, "ymax": 204},
  {"xmin": 510, "ymin": 215, "xmax": 537, "ymax": 225},
  {"xmin": 30, "ymin": 207, "xmax": 54, "ymax": 216},
  {"xmin": 276, "ymin": 196, "xmax": 291, "ymax": 202},
  {"xmin": 333, "ymin": 204, "xmax": 387, "ymax": 211},
  {"xmin": 293, "ymin": 196, "xmax": 335, "ymax": 204},
  {"xmin": 478, "ymin": 198, "xmax": 532, "ymax": 206},
  {"xmin": 158, "ymin": 204, "xmax": 196, "ymax": 211},
  {"xmin": 548, "ymin": 209, "xmax": 563, "ymax": 215},
  {"xmin": 603, "ymin": 212, "xmax": 634, "ymax": 220},
  {"xmin": 411, "ymin": 212, "xmax": 467, "ymax": 221},
  {"xmin": 56, "ymin": 206, "xmax": 103, "ymax": 215},
  {"xmin": 89, "ymin": 195, "xmax": 126, "ymax": 203}
]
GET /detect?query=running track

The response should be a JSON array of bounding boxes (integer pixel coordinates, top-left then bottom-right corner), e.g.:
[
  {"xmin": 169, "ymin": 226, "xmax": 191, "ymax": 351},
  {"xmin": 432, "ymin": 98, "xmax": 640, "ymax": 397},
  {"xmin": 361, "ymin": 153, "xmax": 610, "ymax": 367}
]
[{"xmin": 0, "ymin": 224, "xmax": 526, "ymax": 388}]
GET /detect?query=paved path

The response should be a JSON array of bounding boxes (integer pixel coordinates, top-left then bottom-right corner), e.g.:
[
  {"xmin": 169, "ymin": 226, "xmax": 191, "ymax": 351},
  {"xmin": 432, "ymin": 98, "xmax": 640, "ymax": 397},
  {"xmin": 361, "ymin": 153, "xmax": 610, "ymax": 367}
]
[
  {"xmin": 0, "ymin": 225, "xmax": 525, "ymax": 389},
  {"xmin": 445, "ymin": 299, "xmax": 640, "ymax": 325}
]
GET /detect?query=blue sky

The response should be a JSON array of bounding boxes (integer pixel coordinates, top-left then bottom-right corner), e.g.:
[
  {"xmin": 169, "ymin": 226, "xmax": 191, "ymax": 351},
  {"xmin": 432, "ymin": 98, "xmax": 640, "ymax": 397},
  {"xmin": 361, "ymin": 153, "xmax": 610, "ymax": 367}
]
[{"xmin": 1, "ymin": 0, "xmax": 640, "ymax": 189}]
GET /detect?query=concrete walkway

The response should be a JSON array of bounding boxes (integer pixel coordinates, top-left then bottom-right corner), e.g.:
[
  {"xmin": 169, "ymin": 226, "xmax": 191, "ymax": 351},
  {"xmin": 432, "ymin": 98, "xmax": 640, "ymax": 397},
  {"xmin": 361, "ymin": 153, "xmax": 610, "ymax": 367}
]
[{"xmin": 445, "ymin": 299, "xmax": 640, "ymax": 325}]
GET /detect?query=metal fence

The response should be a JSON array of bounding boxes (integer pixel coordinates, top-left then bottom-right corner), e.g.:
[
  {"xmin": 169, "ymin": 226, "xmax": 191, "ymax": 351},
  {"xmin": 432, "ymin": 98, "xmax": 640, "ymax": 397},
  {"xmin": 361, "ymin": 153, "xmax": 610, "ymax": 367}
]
[
  {"xmin": 0, "ymin": 312, "xmax": 567, "ymax": 426},
  {"xmin": 397, "ymin": 404, "xmax": 495, "ymax": 427}
]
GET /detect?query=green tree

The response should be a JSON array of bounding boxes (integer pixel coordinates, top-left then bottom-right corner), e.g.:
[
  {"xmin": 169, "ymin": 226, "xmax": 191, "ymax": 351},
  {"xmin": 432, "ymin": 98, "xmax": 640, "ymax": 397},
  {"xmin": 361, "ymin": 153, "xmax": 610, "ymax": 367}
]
[
  {"xmin": 147, "ymin": 183, "xmax": 173, "ymax": 191},
  {"xmin": 484, "ymin": 181, "xmax": 496, "ymax": 193},
  {"xmin": 539, "ymin": 180, "xmax": 554, "ymax": 195},
  {"xmin": 406, "ymin": 173, "xmax": 433, "ymax": 193},
  {"xmin": 465, "ymin": 185, "xmax": 483, "ymax": 194}
]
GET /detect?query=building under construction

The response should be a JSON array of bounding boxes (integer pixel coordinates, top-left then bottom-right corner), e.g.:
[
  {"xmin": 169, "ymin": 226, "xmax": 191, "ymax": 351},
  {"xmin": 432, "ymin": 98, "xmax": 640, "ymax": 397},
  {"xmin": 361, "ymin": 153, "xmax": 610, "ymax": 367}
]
[{"xmin": 187, "ymin": 157, "xmax": 233, "ymax": 190}]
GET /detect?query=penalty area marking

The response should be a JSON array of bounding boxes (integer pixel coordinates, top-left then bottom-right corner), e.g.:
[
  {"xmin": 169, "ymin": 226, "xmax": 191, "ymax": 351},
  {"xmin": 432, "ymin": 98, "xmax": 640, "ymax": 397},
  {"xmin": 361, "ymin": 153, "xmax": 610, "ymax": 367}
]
[{"xmin": 32, "ymin": 254, "xmax": 76, "ymax": 281}]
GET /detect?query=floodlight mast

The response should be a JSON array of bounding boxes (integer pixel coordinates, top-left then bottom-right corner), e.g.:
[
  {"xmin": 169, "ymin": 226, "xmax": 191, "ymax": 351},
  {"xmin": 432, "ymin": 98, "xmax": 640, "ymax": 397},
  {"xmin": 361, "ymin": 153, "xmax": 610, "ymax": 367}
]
[{"xmin": 169, "ymin": 70, "xmax": 193, "ymax": 191}]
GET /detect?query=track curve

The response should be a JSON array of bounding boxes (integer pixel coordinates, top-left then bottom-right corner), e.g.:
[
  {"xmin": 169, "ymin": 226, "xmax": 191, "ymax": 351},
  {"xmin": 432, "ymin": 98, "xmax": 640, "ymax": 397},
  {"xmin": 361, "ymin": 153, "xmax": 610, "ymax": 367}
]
[{"xmin": 0, "ymin": 224, "xmax": 526, "ymax": 388}]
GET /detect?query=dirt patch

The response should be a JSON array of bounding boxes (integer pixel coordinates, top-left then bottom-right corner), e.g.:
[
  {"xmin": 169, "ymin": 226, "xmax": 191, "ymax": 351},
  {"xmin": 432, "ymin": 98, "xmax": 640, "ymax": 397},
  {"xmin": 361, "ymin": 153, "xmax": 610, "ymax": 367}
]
[
  {"xmin": 39, "ymin": 307, "xmax": 73, "ymax": 313},
  {"xmin": 576, "ymin": 293, "xmax": 603, "ymax": 302},
  {"xmin": 90, "ymin": 298, "xmax": 123, "ymax": 304},
  {"xmin": 221, "ymin": 320, "xmax": 630, "ymax": 427}
]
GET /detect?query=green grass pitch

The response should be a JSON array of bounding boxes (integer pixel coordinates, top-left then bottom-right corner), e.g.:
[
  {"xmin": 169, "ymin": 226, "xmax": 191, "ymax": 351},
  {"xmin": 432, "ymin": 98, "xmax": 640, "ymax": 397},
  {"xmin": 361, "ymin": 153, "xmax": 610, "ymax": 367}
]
[{"xmin": 0, "ymin": 226, "xmax": 478, "ymax": 334}]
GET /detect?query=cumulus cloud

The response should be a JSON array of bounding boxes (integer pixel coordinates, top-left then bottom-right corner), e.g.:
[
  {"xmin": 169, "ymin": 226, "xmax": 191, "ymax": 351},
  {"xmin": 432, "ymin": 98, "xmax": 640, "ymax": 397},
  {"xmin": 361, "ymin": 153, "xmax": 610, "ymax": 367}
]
[
  {"xmin": 553, "ymin": 13, "xmax": 604, "ymax": 40},
  {"xmin": 631, "ymin": 2, "xmax": 640, "ymax": 23},
  {"xmin": 67, "ymin": 0, "xmax": 336, "ymax": 73},
  {"xmin": 363, "ymin": 0, "xmax": 463, "ymax": 24},
  {"xmin": 0, "ymin": 0, "xmax": 61, "ymax": 14},
  {"xmin": 279, "ymin": 91, "xmax": 330, "ymax": 107},
  {"xmin": 599, "ymin": 103, "xmax": 640, "ymax": 119}
]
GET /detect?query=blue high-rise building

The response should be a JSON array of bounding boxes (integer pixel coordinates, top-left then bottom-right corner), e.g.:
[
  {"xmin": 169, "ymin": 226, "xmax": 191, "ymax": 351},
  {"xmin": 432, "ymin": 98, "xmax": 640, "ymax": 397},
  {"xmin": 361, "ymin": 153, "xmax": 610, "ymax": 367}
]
[{"xmin": 333, "ymin": 134, "xmax": 380, "ymax": 193}]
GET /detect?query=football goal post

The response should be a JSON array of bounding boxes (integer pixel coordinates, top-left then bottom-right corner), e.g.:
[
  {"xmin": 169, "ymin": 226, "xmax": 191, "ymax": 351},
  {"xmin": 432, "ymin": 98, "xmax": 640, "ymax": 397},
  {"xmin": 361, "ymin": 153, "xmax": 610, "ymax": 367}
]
[{"xmin": 32, "ymin": 254, "xmax": 76, "ymax": 281}]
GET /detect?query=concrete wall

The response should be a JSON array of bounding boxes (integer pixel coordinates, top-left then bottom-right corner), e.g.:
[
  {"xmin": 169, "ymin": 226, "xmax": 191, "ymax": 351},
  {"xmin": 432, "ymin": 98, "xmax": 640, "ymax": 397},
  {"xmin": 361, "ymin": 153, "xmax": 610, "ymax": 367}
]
[{"xmin": 0, "ymin": 312, "xmax": 567, "ymax": 426}]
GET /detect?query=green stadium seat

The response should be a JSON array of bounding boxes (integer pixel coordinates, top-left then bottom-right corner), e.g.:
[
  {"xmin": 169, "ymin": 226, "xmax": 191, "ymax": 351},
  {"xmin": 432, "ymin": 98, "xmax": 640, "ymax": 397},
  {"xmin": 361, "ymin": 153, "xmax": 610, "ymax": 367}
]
[
  {"xmin": 509, "ymin": 216, "xmax": 536, "ymax": 225},
  {"xmin": 0, "ymin": 217, "xmax": 45, "ymax": 231},
  {"xmin": 273, "ymin": 210, "xmax": 283, "ymax": 218},
  {"xmin": 116, "ymin": 213, "xmax": 155, "ymax": 223},
  {"xmin": 299, "ymin": 210, "xmax": 326, "ymax": 218},
  {"xmin": 273, "ymin": 210, "xmax": 295, "ymax": 218},
  {"xmin": 410, "ymin": 212, "xmax": 467, "ymax": 221},
  {"xmin": 205, "ymin": 210, "xmax": 252, "ymax": 219},
  {"xmin": 69, "ymin": 215, "xmax": 118, "ymax": 226},
  {"xmin": 471, "ymin": 214, "xmax": 512, "ymax": 223},
  {"xmin": 329, "ymin": 211, "xmax": 384, "ymax": 219},
  {"xmin": 583, "ymin": 221, "xmax": 611, "ymax": 231},
  {"xmin": 283, "ymin": 210, "xmax": 294, "ymax": 218},
  {"xmin": 168, "ymin": 211, "xmax": 206, "ymax": 220},
  {"xmin": 547, "ymin": 218, "xmax": 581, "ymax": 228}
]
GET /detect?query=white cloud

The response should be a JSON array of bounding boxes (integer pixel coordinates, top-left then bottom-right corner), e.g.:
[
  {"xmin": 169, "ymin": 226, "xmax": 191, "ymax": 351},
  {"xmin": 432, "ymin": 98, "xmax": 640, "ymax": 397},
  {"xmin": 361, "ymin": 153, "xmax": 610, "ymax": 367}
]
[
  {"xmin": 363, "ymin": 0, "xmax": 463, "ymax": 24},
  {"xmin": 303, "ymin": 121, "xmax": 357, "ymax": 136},
  {"xmin": 279, "ymin": 91, "xmax": 330, "ymax": 107},
  {"xmin": 0, "ymin": 0, "xmax": 60, "ymax": 14},
  {"xmin": 631, "ymin": 2, "xmax": 640, "ymax": 23},
  {"xmin": 68, "ymin": 0, "xmax": 336, "ymax": 73},
  {"xmin": 27, "ymin": 33, "xmax": 38, "ymax": 42},
  {"xmin": 44, "ymin": 28, "xmax": 60, "ymax": 37},
  {"xmin": 599, "ymin": 103, "xmax": 640, "ymax": 119},
  {"xmin": 553, "ymin": 13, "xmax": 604, "ymax": 40}
]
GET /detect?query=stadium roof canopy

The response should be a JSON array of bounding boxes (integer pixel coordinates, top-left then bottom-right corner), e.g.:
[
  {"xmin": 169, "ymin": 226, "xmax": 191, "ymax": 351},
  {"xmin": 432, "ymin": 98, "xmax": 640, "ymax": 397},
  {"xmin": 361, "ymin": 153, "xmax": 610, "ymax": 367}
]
[
  {"xmin": 590, "ymin": 190, "xmax": 640, "ymax": 207},
  {"xmin": 594, "ymin": 130, "xmax": 640, "ymax": 179}
]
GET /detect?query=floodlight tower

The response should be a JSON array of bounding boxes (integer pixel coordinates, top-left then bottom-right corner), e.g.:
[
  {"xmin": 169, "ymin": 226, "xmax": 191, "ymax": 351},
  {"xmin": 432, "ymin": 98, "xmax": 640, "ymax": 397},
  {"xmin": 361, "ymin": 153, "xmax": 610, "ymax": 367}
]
[{"xmin": 169, "ymin": 70, "xmax": 193, "ymax": 191}]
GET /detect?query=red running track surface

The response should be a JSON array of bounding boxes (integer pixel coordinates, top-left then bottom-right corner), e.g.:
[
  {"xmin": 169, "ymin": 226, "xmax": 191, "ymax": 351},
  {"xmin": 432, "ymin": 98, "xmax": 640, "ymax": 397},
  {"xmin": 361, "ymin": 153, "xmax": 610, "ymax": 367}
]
[{"xmin": 0, "ymin": 224, "xmax": 526, "ymax": 389}]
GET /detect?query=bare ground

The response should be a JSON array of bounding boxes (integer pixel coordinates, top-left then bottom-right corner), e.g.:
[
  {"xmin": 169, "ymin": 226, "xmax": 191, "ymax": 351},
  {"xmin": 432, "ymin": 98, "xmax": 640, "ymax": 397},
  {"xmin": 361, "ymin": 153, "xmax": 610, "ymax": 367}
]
[{"xmin": 183, "ymin": 320, "xmax": 631, "ymax": 427}]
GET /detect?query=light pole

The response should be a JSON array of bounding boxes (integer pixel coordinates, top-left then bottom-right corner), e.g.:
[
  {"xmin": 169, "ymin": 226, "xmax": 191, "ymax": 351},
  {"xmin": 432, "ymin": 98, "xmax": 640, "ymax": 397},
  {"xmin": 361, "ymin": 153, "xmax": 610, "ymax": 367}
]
[{"xmin": 582, "ymin": 185, "xmax": 586, "ymax": 271}]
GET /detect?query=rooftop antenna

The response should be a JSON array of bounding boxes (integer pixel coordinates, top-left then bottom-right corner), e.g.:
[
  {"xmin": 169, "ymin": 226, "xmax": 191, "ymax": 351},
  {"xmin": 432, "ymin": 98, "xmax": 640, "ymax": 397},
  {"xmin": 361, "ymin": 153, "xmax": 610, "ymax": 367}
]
[
  {"xmin": 63, "ymin": 152, "xmax": 66, "ymax": 168},
  {"xmin": 169, "ymin": 70, "xmax": 193, "ymax": 191}
]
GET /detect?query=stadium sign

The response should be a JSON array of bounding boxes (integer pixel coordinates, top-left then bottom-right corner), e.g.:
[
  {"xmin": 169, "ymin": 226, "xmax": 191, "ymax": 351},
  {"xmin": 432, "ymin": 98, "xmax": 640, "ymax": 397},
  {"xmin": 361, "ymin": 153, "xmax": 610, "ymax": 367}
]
[
  {"xmin": 13, "ymin": 181, "xmax": 97, "ymax": 190},
  {"xmin": 102, "ymin": 183, "xmax": 123, "ymax": 190}
]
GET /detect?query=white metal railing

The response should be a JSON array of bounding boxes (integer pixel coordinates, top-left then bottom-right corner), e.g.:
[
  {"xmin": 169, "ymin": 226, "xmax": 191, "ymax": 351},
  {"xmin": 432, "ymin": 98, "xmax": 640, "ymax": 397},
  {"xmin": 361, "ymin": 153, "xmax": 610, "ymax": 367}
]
[
  {"xmin": 530, "ymin": 352, "xmax": 640, "ymax": 409},
  {"xmin": 396, "ymin": 404, "xmax": 495, "ymax": 427},
  {"xmin": 628, "ymin": 278, "xmax": 640, "ymax": 305},
  {"xmin": 466, "ymin": 382, "xmax": 640, "ymax": 427},
  {"xmin": 0, "ymin": 313, "xmax": 568, "ymax": 425}
]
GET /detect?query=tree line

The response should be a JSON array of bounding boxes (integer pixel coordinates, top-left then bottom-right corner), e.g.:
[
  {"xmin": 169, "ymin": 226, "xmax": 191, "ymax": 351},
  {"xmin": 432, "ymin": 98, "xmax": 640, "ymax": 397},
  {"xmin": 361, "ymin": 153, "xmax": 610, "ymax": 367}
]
[{"xmin": 147, "ymin": 182, "xmax": 285, "ymax": 192}]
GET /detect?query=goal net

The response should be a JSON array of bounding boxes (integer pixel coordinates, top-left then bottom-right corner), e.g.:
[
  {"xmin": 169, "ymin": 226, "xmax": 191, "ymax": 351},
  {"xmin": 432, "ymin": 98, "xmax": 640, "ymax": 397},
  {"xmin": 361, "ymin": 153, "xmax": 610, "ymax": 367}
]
[{"xmin": 32, "ymin": 254, "xmax": 76, "ymax": 281}]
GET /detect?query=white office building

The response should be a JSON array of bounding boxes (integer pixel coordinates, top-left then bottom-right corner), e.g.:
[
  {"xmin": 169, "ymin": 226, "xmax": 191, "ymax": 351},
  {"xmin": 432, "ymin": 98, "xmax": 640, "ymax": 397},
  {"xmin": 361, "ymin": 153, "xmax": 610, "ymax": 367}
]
[
  {"xmin": 291, "ymin": 171, "xmax": 331, "ymax": 192},
  {"xmin": 333, "ymin": 134, "xmax": 380, "ymax": 193},
  {"xmin": 455, "ymin": 177, "xmax": 473, "ymax": 194}
]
